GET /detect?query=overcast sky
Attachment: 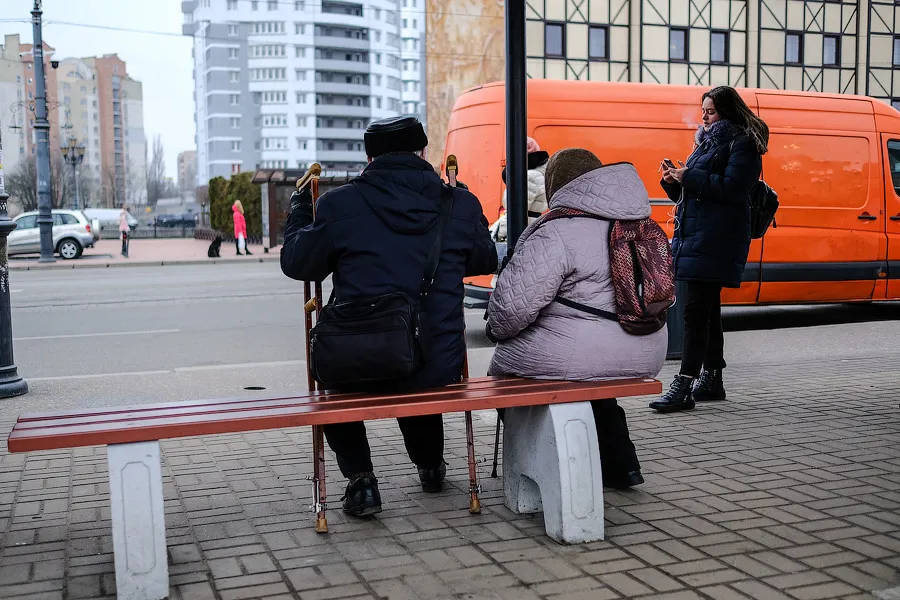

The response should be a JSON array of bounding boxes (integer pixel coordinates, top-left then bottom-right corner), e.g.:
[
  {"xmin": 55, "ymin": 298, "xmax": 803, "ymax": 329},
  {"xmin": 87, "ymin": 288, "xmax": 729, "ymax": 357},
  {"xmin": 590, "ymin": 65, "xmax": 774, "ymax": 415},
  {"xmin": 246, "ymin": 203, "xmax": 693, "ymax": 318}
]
[{"xmin": 1, "ymin": 0, "xmax": 194, "ymax": 179}]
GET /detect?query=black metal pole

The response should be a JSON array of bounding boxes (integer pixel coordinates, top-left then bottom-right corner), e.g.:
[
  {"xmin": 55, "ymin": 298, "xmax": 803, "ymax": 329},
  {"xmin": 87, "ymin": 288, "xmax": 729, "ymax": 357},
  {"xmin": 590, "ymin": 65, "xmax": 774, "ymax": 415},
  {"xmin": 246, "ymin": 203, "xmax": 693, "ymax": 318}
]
[
  {"xmin": 32, "ymin": 1, "xmax": 55, "ymax": 263},
  {"xmin": 0, "ymin": 128, "xmax": 29, "ymax": 399},
  {"xmin": 505, "ymin": 0, "xmax": 528, "ymax": 256}
]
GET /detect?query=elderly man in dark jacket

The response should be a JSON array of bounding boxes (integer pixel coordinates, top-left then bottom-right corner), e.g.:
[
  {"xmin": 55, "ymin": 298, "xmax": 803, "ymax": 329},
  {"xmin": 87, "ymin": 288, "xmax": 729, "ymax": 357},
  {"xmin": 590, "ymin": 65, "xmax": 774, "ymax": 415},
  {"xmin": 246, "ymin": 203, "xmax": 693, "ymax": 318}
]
[{"xmin": 281, "ymin": 116, "xmax": 498, "ymax": 517}]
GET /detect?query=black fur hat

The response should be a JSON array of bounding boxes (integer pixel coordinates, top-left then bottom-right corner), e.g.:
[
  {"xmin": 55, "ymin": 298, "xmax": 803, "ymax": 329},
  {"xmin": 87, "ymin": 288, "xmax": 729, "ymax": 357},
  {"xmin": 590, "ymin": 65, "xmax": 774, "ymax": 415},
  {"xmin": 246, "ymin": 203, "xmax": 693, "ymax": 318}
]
[{"xmin": 364, "ymin": 116, "xmax": 428, "ymax": 158}]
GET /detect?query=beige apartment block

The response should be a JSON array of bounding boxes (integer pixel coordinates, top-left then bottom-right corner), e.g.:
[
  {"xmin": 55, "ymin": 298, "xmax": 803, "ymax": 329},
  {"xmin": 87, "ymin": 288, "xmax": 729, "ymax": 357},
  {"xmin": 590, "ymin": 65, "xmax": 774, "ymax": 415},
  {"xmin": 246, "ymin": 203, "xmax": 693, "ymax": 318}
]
[{"xmin": 426, "ymin": 0, "xmax": 900, "ymax": 162}]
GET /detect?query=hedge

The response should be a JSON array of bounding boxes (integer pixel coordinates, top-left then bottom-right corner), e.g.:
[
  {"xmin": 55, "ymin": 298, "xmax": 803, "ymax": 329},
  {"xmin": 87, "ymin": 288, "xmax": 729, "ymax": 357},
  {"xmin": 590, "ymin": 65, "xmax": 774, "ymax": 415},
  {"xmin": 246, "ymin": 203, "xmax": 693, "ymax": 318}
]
[{"xmin": 208, "ymin": 172, "xmax": 262, "ymax": 238}]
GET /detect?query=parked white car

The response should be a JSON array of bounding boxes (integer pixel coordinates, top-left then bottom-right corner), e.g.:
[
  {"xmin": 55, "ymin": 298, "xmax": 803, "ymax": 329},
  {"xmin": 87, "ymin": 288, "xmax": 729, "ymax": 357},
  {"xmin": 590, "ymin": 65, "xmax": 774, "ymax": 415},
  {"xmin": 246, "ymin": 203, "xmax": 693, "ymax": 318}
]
[{"xmin": 8, "ymin": 210, "xmax": 100, "ymax": 260}]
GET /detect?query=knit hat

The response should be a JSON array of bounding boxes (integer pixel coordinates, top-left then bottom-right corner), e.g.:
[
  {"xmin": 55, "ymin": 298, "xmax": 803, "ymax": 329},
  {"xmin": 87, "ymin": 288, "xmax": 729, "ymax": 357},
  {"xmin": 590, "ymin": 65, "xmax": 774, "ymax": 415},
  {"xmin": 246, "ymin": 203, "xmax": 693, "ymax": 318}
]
[
  {"xmin": 364, "ymin": 115, "xmax": 428, "ymax": 158},
  {"xmin": 544, "ymin": 148, "xmax": 604, "ymax": 201}
]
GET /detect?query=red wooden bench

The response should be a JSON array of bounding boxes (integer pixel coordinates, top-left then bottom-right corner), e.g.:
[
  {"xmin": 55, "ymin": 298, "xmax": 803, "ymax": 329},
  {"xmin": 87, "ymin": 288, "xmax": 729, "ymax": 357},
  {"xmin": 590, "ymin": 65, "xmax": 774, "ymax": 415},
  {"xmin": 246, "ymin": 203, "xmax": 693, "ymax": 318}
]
[{"xmin": 8, "ymin": 376, "xmax": 660, "ymax": 600}]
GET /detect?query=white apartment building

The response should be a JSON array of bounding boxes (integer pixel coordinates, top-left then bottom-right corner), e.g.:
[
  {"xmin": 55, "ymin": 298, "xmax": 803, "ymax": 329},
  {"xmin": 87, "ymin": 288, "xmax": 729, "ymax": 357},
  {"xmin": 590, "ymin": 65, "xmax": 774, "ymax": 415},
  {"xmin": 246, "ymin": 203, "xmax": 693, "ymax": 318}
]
[
  {"xmin": 183, "ymin": 0, "xmax": 423, "ymax": 183},
  {"xmin": 399, "ymin": 0, "xmax": 424, "ymax": 119}
]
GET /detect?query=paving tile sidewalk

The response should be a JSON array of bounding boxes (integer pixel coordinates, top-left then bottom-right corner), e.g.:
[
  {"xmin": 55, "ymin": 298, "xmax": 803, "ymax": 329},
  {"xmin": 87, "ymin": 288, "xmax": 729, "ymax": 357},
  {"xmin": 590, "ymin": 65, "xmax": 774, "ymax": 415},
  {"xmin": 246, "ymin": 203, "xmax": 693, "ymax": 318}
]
[
  {"xmin": 8, "ymin": 239, "xmax": 279, "ymax": 271},
  {"xmin": 0, "ymin": 354, "xmax": 898, "ymax": 600}
]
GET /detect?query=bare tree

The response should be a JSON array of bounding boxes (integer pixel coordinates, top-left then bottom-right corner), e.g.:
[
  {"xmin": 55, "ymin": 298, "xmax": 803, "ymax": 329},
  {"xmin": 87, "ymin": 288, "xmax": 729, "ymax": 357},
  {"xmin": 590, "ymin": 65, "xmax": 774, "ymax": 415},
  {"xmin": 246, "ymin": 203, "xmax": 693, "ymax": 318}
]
[
  {"xmin": 6, "ymin": 160, "xmax": 38, "ymax": 212},
  {"xmin": 102, "ymin": 165, "xmax": 124, "ymax": 208},
  {"xmin": 146, "ymin": 136, "xmax": 166, "ymax": 207},
  {"xmin": 5, "ymin": 156, "xmax": 69, "ymax": 211}
]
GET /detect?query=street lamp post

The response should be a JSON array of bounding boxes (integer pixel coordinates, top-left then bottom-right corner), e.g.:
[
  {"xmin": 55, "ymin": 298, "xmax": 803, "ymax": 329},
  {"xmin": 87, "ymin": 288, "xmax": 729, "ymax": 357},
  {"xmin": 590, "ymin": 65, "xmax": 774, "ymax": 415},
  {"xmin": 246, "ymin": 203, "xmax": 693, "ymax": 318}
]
[
  {"xmin": 61, "ymin": 137, "xmax": 86, "ymax": 211},
  {"xmin": 32, "ymin": 0, "xmax": 55, "ymax": 263},
  {"xmin": 0, "ymin": 126, "xmax": 29, "ymax": 399}
]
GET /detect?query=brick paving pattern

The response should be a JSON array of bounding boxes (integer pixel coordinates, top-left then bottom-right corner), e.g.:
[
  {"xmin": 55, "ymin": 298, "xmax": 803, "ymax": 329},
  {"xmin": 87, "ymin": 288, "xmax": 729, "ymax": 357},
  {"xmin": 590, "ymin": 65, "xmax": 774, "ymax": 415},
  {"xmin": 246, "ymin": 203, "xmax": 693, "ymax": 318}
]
[{"xmin": 0, "ymin": 354, "xmax": 897, "ymax": 599}]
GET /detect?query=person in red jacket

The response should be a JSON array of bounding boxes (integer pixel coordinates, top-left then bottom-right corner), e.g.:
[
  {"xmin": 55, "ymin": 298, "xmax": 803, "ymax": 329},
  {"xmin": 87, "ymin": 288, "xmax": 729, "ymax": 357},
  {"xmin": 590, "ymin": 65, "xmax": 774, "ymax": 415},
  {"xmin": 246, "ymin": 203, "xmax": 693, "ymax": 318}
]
[{"xmin": 232, "ymin": 200, "xmax": 251, "ymax": 255}]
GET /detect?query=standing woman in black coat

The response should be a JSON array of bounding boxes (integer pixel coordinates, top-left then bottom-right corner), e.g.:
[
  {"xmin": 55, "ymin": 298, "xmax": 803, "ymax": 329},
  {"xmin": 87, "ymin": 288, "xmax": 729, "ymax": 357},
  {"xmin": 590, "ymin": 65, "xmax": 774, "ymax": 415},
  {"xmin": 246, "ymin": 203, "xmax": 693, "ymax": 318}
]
[{"xmin": 650, "ymin": 86, "xmax": 769, "ymax": 413}]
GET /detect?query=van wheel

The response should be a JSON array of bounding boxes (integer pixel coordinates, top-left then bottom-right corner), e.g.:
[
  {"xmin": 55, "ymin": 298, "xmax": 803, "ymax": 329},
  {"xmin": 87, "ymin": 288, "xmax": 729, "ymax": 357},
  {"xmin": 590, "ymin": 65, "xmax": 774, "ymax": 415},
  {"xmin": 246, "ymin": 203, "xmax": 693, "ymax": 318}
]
[{"xmin": 57, "ymin": 238, "xmax": 83, "ymax": 260}]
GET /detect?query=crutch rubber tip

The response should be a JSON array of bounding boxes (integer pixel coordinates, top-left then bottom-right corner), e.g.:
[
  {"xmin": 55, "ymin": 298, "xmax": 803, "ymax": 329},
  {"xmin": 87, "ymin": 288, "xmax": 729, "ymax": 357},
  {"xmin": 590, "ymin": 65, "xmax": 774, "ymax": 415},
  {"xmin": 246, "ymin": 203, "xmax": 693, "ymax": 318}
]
[
  {"xmin": 315, "ymin": 517, "xmax": 329, "ymax": 533},
  {"xmin": 490, "ymin": 468, "xmax": 498, "ymax": 478},
  {"xmin": 469, "ymin": 496, "xmax": 482, "ymax": 514}
]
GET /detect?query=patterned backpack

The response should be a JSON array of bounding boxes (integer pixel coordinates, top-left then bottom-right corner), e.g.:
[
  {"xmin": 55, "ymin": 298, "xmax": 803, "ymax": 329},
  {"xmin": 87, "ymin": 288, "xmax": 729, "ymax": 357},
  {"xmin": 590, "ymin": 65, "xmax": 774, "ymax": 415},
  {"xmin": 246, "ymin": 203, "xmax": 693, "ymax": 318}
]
[{"xmin": 536, "ymin": 207, "xmax": 675, "ymax": 335}]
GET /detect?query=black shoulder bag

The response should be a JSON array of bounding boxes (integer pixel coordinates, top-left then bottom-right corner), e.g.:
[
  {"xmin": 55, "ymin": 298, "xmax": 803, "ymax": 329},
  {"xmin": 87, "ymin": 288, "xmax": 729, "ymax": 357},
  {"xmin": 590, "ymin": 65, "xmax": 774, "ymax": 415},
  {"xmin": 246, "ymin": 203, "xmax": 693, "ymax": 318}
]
[
  {"xmin": 308, "ymin": 185, "xmax": 454, "ymax": 389},
  {"xmin": 728, "ymin": 140, "xmax": 779, "ymax": 239}
]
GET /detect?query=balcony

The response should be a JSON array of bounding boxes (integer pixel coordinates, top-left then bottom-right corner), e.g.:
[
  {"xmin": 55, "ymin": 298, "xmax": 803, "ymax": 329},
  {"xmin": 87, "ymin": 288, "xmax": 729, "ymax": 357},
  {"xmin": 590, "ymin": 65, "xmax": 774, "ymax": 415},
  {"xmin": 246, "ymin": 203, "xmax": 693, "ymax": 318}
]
[
  {"xmin": 314, "ymin": 36, "xmax": 370, "ymax": 52},
  {"xmin": 183, "ymin": 23, "xmax": 198, "ymax": 36},
  {"xmin": 316, "ymin": 150, "xmax": 366, "ymax": 163},
  {"xmin": 314, "ymin": 59, "xmax": 369, "ymax": 74},
  {"xmin": 181, "ymin": 0, "xmax": 197, "ymax": 13},
  {"xmin": 314, "ymin": 127, "xmax": 365, "ymax": 140},
  {"xmin": 315, "ymin": 105, "xmax": 371, "ymax": 118},
  {"xmin": 315, "ymin": 82, "xmax": 370, "ymax": 95}
]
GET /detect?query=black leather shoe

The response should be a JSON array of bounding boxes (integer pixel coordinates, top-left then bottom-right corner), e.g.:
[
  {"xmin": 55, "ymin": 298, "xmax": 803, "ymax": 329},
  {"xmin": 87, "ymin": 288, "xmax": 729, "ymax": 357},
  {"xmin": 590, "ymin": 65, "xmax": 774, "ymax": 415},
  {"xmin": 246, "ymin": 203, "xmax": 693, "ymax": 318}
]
[
  {"xmin": 649, "ymin": 375, "xmax": 696, "ymax": 413},
  {"xmin": 604, "ymin": 470, "xmax": 645, "ymax": 490},
  {"xmin": 418, "ymin": 462, "xmax": 446, "ymax": 493},
  {"xmin": 693, "ymin": 369, "xmax": 726, "ymax": 401},
  {"xmin": 341, "ymin": 476, "xmax": 382, "ymax": 517}
]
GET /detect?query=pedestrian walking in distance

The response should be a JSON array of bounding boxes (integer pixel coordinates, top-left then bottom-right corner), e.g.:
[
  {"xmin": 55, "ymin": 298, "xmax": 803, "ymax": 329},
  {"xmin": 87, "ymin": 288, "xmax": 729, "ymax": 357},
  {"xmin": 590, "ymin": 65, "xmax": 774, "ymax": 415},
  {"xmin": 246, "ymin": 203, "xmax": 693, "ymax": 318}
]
[
  {"xmin": 651, "ymin": 86, "xmax": 769, "ymax": 413},
  {"xmin": 118, "ymin": 204, "xmax": 130, "ymax": 258},
  {"xmin": 232, "ymin": 200, "xmax": 251, "ymax": 255}
]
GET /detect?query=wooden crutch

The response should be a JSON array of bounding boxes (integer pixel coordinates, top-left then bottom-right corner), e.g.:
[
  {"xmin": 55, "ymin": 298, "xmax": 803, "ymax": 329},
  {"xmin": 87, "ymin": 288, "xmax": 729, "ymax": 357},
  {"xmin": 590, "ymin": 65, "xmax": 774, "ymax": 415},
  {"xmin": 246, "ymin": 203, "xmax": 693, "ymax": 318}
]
[
  {"xmin": 446, "ymin": 155, "xmax": 482, "ymax": 515},
  {"xmin": 299, "ymin": 163, "xmax": 329, "ymax": 533}
]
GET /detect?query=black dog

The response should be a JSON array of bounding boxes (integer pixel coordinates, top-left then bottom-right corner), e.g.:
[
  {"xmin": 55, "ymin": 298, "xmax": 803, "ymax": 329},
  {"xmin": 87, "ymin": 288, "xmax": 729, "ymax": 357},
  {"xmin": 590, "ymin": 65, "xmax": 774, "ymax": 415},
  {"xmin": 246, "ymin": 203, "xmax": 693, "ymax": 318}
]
[{"xmin": 207, "ymin": 235, "xmax": 223, "ymax": 258}]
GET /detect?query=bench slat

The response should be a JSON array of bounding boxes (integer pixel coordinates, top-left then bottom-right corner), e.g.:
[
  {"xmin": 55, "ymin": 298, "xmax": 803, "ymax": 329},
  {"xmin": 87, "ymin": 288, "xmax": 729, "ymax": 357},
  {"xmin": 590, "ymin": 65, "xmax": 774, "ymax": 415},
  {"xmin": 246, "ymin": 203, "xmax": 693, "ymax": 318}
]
[
  {"xmin": 16, "ymin": 377, "xmax": 535, "ymax": 422},
  {"xmin": 8, "ymin": 378, "xmax": 661, "ymax": 453},
  {"xmin": 13, "ymin": 379, "xmax": 601, "ymax": 431}
]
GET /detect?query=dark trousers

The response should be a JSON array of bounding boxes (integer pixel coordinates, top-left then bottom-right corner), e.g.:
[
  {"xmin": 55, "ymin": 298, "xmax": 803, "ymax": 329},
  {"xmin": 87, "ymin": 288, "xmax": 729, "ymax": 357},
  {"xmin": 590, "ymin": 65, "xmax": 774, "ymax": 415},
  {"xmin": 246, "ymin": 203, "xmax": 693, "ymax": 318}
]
[
  {"xmin": 324, "ymin": 415, "xmax": 444, "ymax": 478},
  {"xmin": 680, "ymin": 281, "xmax": 726, "ymax": 378},
  {"xmin": 498, "ymin": 399, "xmax": 640, "ymax": 479},
  {"xmin": 120, "ymin": 232, "xmax": 129, "ymax": 256}
]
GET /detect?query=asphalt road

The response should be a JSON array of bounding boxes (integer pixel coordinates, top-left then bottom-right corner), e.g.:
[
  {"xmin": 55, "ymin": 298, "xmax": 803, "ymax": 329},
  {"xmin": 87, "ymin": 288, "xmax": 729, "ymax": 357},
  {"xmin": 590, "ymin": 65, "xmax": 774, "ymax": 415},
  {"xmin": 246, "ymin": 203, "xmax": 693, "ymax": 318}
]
[{"xmin": 4, "ymin": 261, "xmax": 900, "ymax": 418}]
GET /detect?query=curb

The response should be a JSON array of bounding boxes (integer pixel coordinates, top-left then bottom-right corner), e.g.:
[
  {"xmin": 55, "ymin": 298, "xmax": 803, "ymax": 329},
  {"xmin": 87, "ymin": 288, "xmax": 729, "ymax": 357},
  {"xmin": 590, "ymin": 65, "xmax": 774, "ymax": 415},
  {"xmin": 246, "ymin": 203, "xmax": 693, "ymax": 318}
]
[{"xmin": 8, "ymin": 254, "xmax": 280, "ymax": 271}]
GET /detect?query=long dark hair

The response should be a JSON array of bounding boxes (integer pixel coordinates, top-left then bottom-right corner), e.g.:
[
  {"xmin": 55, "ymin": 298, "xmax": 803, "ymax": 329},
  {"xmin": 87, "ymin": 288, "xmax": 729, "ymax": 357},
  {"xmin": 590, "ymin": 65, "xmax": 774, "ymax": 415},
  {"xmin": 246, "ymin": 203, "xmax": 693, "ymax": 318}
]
[{"xmin": 703, "ymin": 86, "xmax": 769, "ymax": 155}]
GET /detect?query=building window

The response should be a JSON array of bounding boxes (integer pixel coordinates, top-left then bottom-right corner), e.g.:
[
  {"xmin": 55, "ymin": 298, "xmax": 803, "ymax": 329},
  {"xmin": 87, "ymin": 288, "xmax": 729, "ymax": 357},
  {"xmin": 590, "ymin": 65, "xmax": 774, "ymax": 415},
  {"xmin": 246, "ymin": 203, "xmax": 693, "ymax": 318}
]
[
  {"xmin": 669, "ymin": 28, "xmax": 688, "ymax": 62},
  {"xmin": 229, "ymin": 71, "xmax": 240, "ymax": 83},
  {"xmin": 545, "ymin": 22, "xmax": 565, "ymax": 57},
  {"xmin": 251, "ymin": 0, "xmax": 258, "ymax": 9},
  {"xmin": 231, "ymin": 141, "xmax": 242, "ymax": 152},
  {"xmin": 227, "ymin": 0, "xmax": 237, "ymax": 9},
  {"xmin": 588, "ymin": 26, "xmax": 608, "ymax": 61},
  {"xmin": 295, "ymin": 0, "xmax": 304, "ymax": 8},
  {"xmin": 296, "ymin": 69, "xmax": 306, "ymax": 80},
  {"xmin": 786, "ymin": 32, "xmax": 803, "ymax": 65},
  {"xmin": 823, "ymin": 35, "xmax": 839, "ymax": 66},
  {"xmin": 229, "ymin": 94, "xmax": 241, "ymax": 105},
  {"xmin": 710, "ymin": 31, "xmax": 729, "ymax": 64},
  {"xmin": 268, "ymin": 0, "xmax": 277, "ymax": 9},
  {"xmin": 894, "ymin": 37, "xmax": 900, "ymax": 66},
  {"xmin": 228, "ymin": 47, "xmax": 239, "ymax": 59},
  {"xmin": 227, "ymin": 24, "xmax": 239, "ymax": 36},
  {"xmin": 230, "ymin": 117, "xmax": 241, "ymax": 128},
  {"xmin": 296, "ymin": 115, "xmax": 307, "ymax": 127},
  {"xmin": 296, "ymin": 92, "xmax": 307, "ymax": 103}
]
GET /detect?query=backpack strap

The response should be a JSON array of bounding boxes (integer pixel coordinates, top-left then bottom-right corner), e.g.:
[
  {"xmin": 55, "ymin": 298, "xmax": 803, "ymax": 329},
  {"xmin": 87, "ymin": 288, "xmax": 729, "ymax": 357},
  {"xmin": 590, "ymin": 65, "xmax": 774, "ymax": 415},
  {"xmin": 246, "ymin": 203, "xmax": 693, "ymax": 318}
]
[{"xmin": 555, "ymin": 297, "xmax": 617, "ymax": 322}]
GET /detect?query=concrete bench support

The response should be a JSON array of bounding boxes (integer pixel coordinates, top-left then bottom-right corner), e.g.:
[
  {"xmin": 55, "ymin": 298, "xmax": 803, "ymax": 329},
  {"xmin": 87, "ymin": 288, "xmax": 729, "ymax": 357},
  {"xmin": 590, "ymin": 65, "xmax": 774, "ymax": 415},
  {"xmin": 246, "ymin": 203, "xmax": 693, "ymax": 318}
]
[
  {"xmin": 108, "ymin": 441, "xmax": 169, "ymax": 600},
  {"xmin": 502, "ymin": 402, "xmax": 605, "ymax": 544}
]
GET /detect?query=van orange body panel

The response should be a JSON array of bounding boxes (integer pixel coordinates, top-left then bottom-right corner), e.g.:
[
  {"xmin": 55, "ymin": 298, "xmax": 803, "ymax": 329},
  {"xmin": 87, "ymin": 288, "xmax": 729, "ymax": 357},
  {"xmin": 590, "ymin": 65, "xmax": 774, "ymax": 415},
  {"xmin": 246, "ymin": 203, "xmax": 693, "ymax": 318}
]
[{"xmin": 445, "ymin": 80, "xmax": 900, "ymax": 305}]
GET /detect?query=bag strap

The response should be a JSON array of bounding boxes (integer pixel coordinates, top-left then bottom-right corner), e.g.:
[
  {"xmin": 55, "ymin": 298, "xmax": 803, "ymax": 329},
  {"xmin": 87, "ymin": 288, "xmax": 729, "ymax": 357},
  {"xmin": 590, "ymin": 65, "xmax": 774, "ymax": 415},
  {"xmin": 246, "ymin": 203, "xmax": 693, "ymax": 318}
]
[
  {"xmin": 420, "ymin": 184, "xmax": 455, "ymax": 299},
  {"xmin": 555, "ymin": 296, "xmax": 617, "ymax": 322}
]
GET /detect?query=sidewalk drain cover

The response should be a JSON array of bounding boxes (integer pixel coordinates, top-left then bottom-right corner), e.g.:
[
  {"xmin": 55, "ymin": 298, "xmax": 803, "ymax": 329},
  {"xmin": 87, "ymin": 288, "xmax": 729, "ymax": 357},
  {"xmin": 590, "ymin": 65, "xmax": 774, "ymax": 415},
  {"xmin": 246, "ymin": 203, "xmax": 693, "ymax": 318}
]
[{"xmin": 244, "ymin": 386, "xmax": 266, "ymax": 391}]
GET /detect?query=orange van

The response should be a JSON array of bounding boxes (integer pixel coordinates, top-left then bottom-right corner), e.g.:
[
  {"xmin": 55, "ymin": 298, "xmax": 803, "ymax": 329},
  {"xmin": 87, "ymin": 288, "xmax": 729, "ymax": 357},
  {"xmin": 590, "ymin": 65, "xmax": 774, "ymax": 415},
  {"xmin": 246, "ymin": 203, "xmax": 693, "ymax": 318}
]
[{"xmin": 443, "ymin": 80, "xmax": 900, "ymax": 307}]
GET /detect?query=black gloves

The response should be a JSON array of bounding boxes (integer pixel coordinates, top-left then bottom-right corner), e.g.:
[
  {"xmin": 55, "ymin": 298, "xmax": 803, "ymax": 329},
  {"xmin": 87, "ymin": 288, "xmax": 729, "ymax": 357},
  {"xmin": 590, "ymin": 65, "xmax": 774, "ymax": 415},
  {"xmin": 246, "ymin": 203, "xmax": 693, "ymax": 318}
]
[{"xmin": 290, "ymin": 187, "xmax": 313, "ymax": 214}]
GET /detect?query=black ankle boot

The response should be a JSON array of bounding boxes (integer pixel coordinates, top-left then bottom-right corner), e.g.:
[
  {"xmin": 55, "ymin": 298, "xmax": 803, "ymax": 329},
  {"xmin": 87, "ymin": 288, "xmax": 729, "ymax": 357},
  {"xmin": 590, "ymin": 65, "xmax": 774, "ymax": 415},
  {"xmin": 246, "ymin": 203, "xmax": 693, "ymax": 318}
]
[
  {"xmin": 649, "ymin": 375, "xmax": 696, "ymax": 413},
  {"xmin": 341, "ymin": 473, "xmax": 382, "ymax": 517},
  {"xmin": 418, "ymin": 462, "xmax": 446, "ymax": 493},
  {"xmin": 693, "ymin": 369, "xmax": 726, "ymax": 401}
]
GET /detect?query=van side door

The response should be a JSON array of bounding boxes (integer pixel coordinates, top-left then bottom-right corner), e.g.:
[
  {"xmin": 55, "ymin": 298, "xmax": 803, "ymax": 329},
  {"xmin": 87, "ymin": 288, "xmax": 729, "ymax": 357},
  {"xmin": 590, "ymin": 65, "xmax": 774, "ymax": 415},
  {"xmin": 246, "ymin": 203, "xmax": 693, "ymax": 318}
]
[
  {"xmin": 881, "ymin": 135, "xmax": 900, "ymax": 299},
  {"xmin": 756, "ymin": 95, "xmax": 885, "ymax": 303}
]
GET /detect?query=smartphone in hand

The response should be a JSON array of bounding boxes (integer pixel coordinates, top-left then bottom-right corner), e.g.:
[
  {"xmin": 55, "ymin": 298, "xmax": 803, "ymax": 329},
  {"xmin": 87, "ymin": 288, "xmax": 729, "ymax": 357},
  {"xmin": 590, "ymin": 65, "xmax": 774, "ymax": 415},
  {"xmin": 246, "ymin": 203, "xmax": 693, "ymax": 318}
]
[{"xmin": 663, "ymin": 158, "xmax": 676, "ymax": 169}]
